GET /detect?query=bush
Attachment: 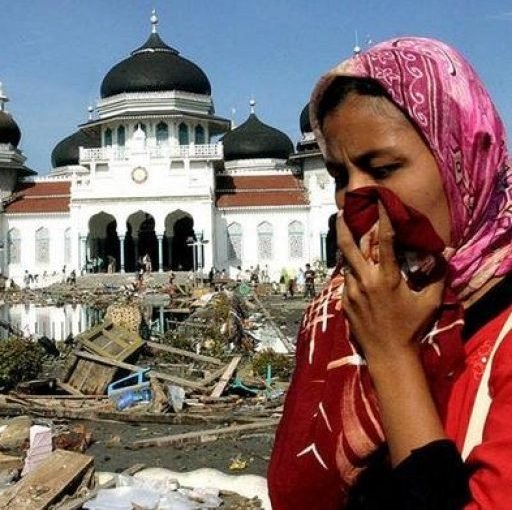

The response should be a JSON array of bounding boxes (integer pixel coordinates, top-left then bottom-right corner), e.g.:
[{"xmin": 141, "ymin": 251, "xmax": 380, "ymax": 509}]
[
  {"xmin": 252, "ymin": 349, "xmax": 294, "ymax": 380},
  {"xmin": 0, "ymin": 337, "xmax": 45, "ymax": 391}
]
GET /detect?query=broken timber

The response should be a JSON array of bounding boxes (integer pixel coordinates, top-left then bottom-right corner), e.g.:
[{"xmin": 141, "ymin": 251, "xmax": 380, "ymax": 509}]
[
  {"xmin": 128, "ymin": 418, "xmax": 280, "ymax": 449},
  {"xmin": 0, "ymin": 449, "xmax": 94, "ymax": 510},
  {"xmin": 74, "ymin": 350, "xmax": 207, "ymax": 391},
  {"xmin": 146, "ymin": 340, "xmax": 224, "ymax": 365},
  {"xmin": 64, "ymin": 321, "xmax": 143, "ymax": 395},
  {"xmin": 210, "ymin": 355, "xmax": 242, "ymax": 398}
]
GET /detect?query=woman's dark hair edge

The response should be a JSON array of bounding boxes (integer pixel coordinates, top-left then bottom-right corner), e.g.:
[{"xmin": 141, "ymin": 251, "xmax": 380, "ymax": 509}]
[{"xmin": 316, "ymin": 76, "xmax": 388, "ymax": 128}]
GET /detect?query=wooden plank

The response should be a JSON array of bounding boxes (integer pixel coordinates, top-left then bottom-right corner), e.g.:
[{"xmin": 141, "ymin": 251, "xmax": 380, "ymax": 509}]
[
  {"xmin": 67, "ymin": 358, "xmax": 116, "ymax": 395},
  {"xmin": 0, "ymin": 453, "xmax": 23, "ymax": 470},
  {"xmin": 199, "ymin": 364, "xmax": 232, "ymax": 387},
  {"xmin": 0, "ymin": 401, "xmax": 272, "ymax": 425},
  {"xmin": 13, "ymin": 393, "xmax": 108, "ymax": 400},
  {"xmin": 146, "ymin": 341, "xmax": 223, "ymax": 365},
  {"xmin": 0, "ymin": 449, "xmax": 94, "ymax": 510},
  {"xmin": 129, "ymin": 419, "xmax": 279, "ymax": 449},
  {"xmin": 66, "ymin": 323, "xmax": 143, "ymax": 395},
  {"xmin": 210, "ymin": 356, "xmax": 242, "ymax": 398},
  {"xmin": 56, "ymin": 380, "xmax": 85, "ymax": 397},
  {"xmin": 74, "ymin": 351, "xmax": 206, "ymax": 391}
]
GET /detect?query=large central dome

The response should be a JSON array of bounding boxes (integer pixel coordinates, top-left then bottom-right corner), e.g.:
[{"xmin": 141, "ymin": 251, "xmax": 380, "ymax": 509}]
[{"xmin": 100, "ymin": 13, "xmax": 211, "ymax": 98}]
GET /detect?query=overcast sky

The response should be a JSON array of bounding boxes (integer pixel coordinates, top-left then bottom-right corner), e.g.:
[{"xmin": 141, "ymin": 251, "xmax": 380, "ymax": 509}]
[{"xmin": 1, "ymin": 0, "xmax": 511, "ymax": 173}]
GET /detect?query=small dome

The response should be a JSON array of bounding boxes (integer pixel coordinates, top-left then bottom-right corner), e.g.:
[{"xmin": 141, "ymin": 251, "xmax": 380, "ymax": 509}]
[
  {"xmin": 51, "ymin": 130, "xmax": 99, "ymax": 168},
  {"xmin": 100, "ymin": 31, "xmax": 211, "ymax": 98},
  {"xmin": 222, "ymin": 113, "xmax": 294, "ymax": 162},
  {"xmin": 300, "ymin": 103, "xmax": 312, "ymax": 134},
  {"xmin": 0, "ymin": 111, "xmax": 21, "ymax": 147}
]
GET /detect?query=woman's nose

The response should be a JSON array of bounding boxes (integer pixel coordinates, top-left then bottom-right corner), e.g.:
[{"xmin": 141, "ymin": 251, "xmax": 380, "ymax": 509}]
[{"xmin": 346, "ymin": 168, "xmax": 376, "ymax": 192}]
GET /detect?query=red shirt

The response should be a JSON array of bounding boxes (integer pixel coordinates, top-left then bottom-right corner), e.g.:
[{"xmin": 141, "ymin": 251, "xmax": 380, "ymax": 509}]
[{"xmin": 445, "ymin": 304, "xmax": 512, "ymax": 509}]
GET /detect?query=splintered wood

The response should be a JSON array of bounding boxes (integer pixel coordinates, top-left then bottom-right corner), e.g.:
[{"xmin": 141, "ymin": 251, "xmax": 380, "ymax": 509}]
[
  {"xmin": 0, "ymin": 449, "xmax": 94, "ymax": 510},
  {"xmin": 63, "ymin": 321, "xmax": 143, "ymax": 395},
  {"xmin": 128, "ymin": 419, "xmax": 279, "ymax": 449},
  {"xmin": 210, "ymin": 356, "xmax": 242, "ymax": 398}
]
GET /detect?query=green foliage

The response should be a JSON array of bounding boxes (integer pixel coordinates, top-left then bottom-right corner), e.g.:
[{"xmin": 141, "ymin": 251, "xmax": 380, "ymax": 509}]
[
  {"xmin": 0, "ymin": 338, "xmax": 45, "ymax": 390},
  {"xmin": 252, "ymin": 349, "xmax": 294, "ymax": 380}
]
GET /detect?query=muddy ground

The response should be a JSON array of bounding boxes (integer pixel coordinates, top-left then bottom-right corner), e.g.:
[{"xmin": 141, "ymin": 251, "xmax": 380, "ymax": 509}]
[{"xmin": 83, "ymin": 294, "xmax": 308, "ymax": 476}]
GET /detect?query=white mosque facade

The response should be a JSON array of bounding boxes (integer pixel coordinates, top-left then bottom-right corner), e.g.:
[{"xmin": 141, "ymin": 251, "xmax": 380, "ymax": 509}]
[{"xmin": 0, "ymin": 14, "xmax": 336, "ymax": 284}]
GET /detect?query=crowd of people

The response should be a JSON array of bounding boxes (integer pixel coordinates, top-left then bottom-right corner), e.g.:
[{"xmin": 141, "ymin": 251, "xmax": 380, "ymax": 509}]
[{"xmin": 203, "ymin": 263, "xmax": 324, "ymax": 299}]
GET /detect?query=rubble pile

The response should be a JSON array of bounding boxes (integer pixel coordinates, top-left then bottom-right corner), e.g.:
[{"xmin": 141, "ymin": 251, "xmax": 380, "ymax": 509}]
[{"xmin": 0, "ymin": 280, "xmax": 301, "ymax": 509}]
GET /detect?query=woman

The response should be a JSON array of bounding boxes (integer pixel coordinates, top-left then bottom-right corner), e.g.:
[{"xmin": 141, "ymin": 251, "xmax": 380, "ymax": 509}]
[{"xmin": 268, "ymin": 37, "xmax": 512, "ymax": 509}]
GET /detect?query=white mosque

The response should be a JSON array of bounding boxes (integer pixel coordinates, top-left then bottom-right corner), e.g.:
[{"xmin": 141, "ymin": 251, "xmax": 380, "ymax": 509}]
[{"xmin": 0, "ymin": 11, "xmax": 337, "ymax": 284}]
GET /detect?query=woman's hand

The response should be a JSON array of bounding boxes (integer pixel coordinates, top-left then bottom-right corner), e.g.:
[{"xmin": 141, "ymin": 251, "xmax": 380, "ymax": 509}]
[
  {"xmin": 338, "ymin": 202, "xmax": 448, "ymax": 466},
  {"xmin": 338, "ymin": 202, "xmax": 444, "ymax": 366}
]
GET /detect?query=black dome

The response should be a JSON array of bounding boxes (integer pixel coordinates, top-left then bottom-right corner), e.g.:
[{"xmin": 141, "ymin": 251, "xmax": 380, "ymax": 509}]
[
  {"xmin": 300, "ymin": 103, "xmax": 312, "ymax": 134},
  {"xmin": 51, "ymin": 130, "xmax": 99, "ymax": 168},
  {"xmin": 222, "ymin": 113, "xmax": 294, "ymax": 161},
  {"xmin": 0, "ymin": 111, "xmax": 21, "ymax": 147},
  {"xmin": 100, "ymin": 32, "xmax": 211, "ymax": 98}
]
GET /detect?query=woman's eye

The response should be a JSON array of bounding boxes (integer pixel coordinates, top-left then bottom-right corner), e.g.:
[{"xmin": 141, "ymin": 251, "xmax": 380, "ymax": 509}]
[{"xmin": 370, "ymin": 163, "xmax": 400, "ymax": 179}]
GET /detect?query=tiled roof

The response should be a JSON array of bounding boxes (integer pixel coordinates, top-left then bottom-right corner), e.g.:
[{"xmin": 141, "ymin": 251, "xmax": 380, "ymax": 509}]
[
  {"xmin": 215, "ymin": 174, "xmax": 309, "ymax": 208},
  {"xmin": 4, "ymin": 181, "xmax": 71, "ymax": 214}
]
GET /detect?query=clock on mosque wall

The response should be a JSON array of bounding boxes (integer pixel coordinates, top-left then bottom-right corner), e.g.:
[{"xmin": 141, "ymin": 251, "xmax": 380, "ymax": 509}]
[{"xmin": 131, "ymin": 166, "xmax": 148, "ymax": 183}]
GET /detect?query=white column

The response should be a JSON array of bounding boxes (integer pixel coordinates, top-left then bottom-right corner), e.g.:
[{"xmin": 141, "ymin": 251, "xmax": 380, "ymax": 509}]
[
  {"xmin": 119, "ymin": 235, "xmax": 126, "ymax": 273},
  {"xmin": 157, "ymin": 234, "xmax": 164, "ymax": 273},
  {"xmin": 79, "ymin": 235, "xmax": 87, "ymax": 273}
]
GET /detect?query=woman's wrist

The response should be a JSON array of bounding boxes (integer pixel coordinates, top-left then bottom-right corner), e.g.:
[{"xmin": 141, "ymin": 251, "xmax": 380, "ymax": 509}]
[{"xmin": 364, "ymin": 343, "xmax": 420, "ymax": 379}]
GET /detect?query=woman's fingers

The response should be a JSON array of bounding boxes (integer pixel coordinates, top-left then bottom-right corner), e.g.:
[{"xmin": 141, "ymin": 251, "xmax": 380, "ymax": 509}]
[
  {"xmin": 378, "ymin": 201, "xmax": 400, "ymax": 278},
  {"xmin": 337, "ymin": 212, "xmax": 366, "ymax": 277}
]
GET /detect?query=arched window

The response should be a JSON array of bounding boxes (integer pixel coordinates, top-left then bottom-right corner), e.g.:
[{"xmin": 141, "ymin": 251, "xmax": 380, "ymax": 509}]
[
  {"xmin": 7, "ymin": 228, "xmax": 20, "ymax": 264},
  {"xmin": 227, "ymin": 222, "xmax": 242, "ymax": 261},
  {"xmin": 194, "ymin": 125, "xmax": 205, "ymax": 144},
  {"xmin": 178, "ymin": 123, "xmax": 189, "ymax": 145},
  {"xmin": 117, "ymin": 125, "xmax": 125, "ymax": 147},
  {"xmin": 156, "ymin": 122, "xmax": 169, "ymax": 145},
  {"xmin": 288, "ymin": 220, "xmax": 304, "ymax": 258},
  {"xmin": 257, "ymin": 222, "xmax": 273, "ymax": 260},
  {"xmin": 64, "ymin": 228, "xmax": 72, "ymax": 263},
  {"xmin": 35, "ymin": 227, "xmax": 50, "ymax": 264},
  {"xmin": 104, "ymin": 128, "xmax": 112, "ymax": 147}
]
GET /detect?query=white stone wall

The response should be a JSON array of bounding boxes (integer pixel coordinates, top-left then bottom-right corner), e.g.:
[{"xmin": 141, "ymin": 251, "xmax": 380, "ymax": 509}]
[
  {"xmin": 302, "ymin": 156, "xmax": 338, "ymax": 264},
  {"xmin": 215, "ymin": 207, "xmax": 311, "ymax": 281},
  {"xmin": 4, "ymin": 213, "xmax": 74, "ymax": 284}
]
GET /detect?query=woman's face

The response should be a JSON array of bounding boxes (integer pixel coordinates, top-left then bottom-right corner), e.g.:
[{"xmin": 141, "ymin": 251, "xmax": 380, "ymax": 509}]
[{"xmin": 322, "ymin": 92, "xmax": 451, "ymax": 245}]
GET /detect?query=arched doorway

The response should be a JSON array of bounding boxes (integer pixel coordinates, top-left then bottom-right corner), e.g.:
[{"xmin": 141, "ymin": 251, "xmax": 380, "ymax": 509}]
[
  {"xmin": 125, "ymin": 211, "xmax": 157, "ymax": 272},
  {"xmin": 164, "ymin": 211, "xmax": 195, "ymax": 270},
  {"xmin": 88, "ymin": 212, "xmax": 120, "ymax": 272}
]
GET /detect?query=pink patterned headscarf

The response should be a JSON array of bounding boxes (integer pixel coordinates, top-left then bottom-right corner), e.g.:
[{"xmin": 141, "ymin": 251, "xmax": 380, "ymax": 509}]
[{"xmin": 310, "ymin": 37, "xmax": 512, "ymax": 298}]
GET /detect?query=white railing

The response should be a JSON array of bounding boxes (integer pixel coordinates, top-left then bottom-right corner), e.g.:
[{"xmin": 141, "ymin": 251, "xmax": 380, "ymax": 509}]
[
  {"xmin": 80, "ymin": 143, "xmax": 223, "ymax": 162},
  {"xmin": 79, "ymin": 147, "xmax": 127, "ymax": 162},
  {"xmin": 149, "ymin": 143, "xmax": 222, "ymax": 159}
]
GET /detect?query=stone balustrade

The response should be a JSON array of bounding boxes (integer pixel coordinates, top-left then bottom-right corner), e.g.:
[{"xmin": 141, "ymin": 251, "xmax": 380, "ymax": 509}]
[{"xmin": 79, "ymin": 143, "xmax": 223, "ymax": 162}]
